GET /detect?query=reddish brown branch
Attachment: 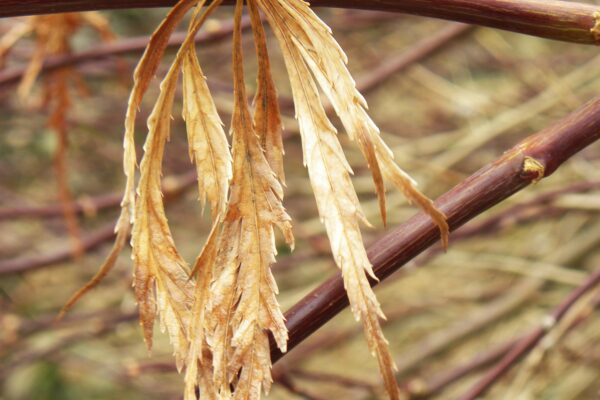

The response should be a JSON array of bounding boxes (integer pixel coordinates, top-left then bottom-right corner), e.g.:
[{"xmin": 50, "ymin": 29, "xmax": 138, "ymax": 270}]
[
  {"xmin": 2, "ymin": 1, "xmax": 599, "ymax": 45},
  {"xmin": 273, "ymin": 96, "xmax": 600, "ymax": 363}
]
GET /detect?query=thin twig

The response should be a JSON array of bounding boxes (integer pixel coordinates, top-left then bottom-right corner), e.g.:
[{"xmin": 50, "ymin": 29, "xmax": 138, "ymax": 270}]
[
  {"xmin": 0, "ymin": 171, "xmax": 197, "ymax": 275},
  {"xmin": 0, "ymin": 17, "xmax": 251, "ymax": 88},
  {"xmin": 405, "ymin": 336, "xmax": 520, "ymax": 398},
  {"xmin": 0, "ymin": 170, "xmax": 197, "ymax": 221},
  {"xmin": 291, "ymin": 368, "xmax": 376, "ymax": 391},
  {"xmin": 394, "ymin": 278, "xmax": 541, "ymax": 377},
  {"xmin": 277, "ymin": 373, "xmax": 329, "ymax": 400},
  {"xmin": 356, "ymin": 23, "xmax": 474, "ymax": 95}
]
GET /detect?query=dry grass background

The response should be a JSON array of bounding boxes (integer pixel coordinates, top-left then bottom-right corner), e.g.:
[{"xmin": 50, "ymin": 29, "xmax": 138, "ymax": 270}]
[{"xmin": 1, "ymin": 5, "xmax": 600, "ymax": 399}]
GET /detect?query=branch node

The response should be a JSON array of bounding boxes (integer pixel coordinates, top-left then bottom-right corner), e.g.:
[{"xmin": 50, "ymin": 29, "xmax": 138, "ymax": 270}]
[{"xmin": 522, "ymin": 156, "xmax": 545, "ymax": 183}]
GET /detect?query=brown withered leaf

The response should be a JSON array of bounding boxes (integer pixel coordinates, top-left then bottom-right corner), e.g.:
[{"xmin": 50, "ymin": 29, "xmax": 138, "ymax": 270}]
[
  {"xmin": 80, "ymin": 11, "xmax": 117, "ymax": 42},
  {"xmin": 182, "ymin": 46, "xmax": 232, "ymax": 219},
  {"xmin": 131, "ymin": 60, "xmax": 194, "ymax": 371},
  {"xmin": 123, "ymin": 0, "xmax": 198, "ymax": 225},
  {"xmin": 56, "ymin": 1, "xmax": 451, "ymax": 399},
  {"xmin": 276, "ymin": 0, "xmax": 448, "ymax": 244},
  {"xmin": 184, "ymin": 220, "xmax": 220, "ymax": 400},
  {"xmin": 0, "ymin": 21, "xmax": 31, "ymax": 67},
  {"xmin": 66, "ymin": 1, "xmax": 202, "ymax": 324},
  {"xmin": 10, "ymin": 12, "xmax": 123, "ymax": 318},
  {"xmin": 128, "ymin": 0, "xmax": 224, "ymax": 367},
  {"xmin": 206, "ymin": 1, "xmax": 294, "ymax": 398},
  {"xmin": 179, "ymin": 8, "xmax": 232, "ymax": 398},
  {"xmin": 60, "ymin": 2, "xmax": 198, "ymax": 317},
  {"xmin": 249, "ymin": 0, "xmax": 286, "ymax": 185},
  {"xmin": 66, "ymin": 0, "xmax": 218, "ymax": 329},
  {"xmin": 15, "ymin": 13, "xmax": 111, "ymax": 99},
  {"xmin": 7, "ymin": 14, "xmax": 116, "ymax": 262},
  {"xmin": 258, "ymin": 0, "xmax": 403, "ymax": 397}
]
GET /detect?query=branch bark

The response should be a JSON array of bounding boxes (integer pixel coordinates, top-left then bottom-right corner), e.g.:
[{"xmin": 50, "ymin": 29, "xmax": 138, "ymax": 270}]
[
  {"xmin": 273, "ymin": 95, "xmax": 600, "ymax": 362},
  {"xmin": 2, "ymin": 0, "xmax": 599, "ymax": 45}
]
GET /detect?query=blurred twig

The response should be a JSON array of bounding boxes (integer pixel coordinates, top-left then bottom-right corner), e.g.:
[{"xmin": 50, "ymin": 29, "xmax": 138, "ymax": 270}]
[
  {"xmin": 460, "ymin": 265, "xmax": 600, "ymax": 400},
  {"xmin": 0, "ymin": 170, "xmax": 197, "ymax": 221},
  {"xmin": 0, "ymin": 310, "xmax": 138, "ymax": 379},
  {"xmin": 0, "ymin": 17, "xmax": 251, "ymax": 88},
  {"xmin": 0, "ymin": 171, "xmax": 197, "ymax": 275},
  {"xmin": 401, "ymin": 218, "xmax": 600, "ymax": 398},
  {"xmin": 394, "ymin": 278, "xmax": 541, "ymax": 378},
  {"xmin": 279, "ymin": 22, "xmax": 474, "ymax": 112},
  {"xmin": 405, "ymin": 337, "xmax": 519, "ymax": 398}
]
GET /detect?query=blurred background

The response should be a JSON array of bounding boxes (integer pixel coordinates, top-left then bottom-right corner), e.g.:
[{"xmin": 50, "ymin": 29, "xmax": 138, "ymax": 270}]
[{"xmin": 1, "ymin": 3, "xmax": 600, "ymax": 399}]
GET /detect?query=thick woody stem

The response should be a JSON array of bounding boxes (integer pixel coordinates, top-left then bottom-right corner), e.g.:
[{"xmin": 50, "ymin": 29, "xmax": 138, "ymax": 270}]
[
  {"xmin": 273, "ymin": 95, "xmax": 600, "ymax": 362},
  {"xmin": 2, "ymin": 0, "xmax": 599, "ymax": 45}
]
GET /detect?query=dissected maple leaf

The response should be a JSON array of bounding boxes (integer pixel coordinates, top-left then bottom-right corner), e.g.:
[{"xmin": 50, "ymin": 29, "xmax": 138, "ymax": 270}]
[
  {"xmin": 184, "ymin": 220, "xmax": 220, "ymax": 400},
  {"xmin": 131, "ymin": 56, "xmax": 193, "ymax": 368},
  {"xmin": 205, "ymin": 2, "xmax": 294, "ymax": 398},
  {"xmin": 58, "ymin": 6, "xmax": 192, "ymax": 317},
  {"xmin": 131, "ymin": 0, "xmax": 226, "ymax": 371},
  {"xmin": 249, "ymin": 0, "xmax": 286, "ymax": 185},
  {"xmin": 58, "ymin": 1, "xmax": 450, "ymax": 399},
  {"xmin": 258, "ymin": 0, "xmax": 399, "ymax": 396},
  {"xmin": 182, "ymin": 44, "xmax": 232, "ymax": 219},
  {"xmin": 278, "ymin": 0, "xmax": 448, "ymax": 241}
]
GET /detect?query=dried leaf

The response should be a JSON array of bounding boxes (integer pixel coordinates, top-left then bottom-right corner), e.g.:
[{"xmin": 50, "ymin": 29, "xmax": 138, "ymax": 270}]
[
  {"xmin": 17, "ymin": 33, "xmax": 45, "ymax": 100},
  {"xmin": 124, "ymin": 0, "xmax": 198, "ymax": 226},
  {"xmin": 184, "ymin": 220, "xmax": 221, "ymax": 400},
  {"xmin": 178, "ymin": 4, "xmax": 231, "ymax": 390},
  {"xmin": 206, "ymin": 2, "xmax": 294, "ymax": 398},
  {"xmin": 65, "ymin": 0, "xmax": 205, "ymax": 350},
  {"xmin": 56, "ymin": 3, "xmax": 181, "ymax": 317},
  {"xmin": 377, "ymin": 148, "xmax": 449, "ymax": 249},
  {"xmin": 81, "ymin": 11, "xmax": 117, "ymax": 42},
  {"xmin": 8, "ymin": 13, "xmax": 124, "ymax": 320},
  {"xmin": 51, "ymin": 1, "xmax": 451, "ymax": 399},
  {"xmin": 0, "ymin": 22, "xmax": 31, "ymax": 68},
  {"xmin": 278, "ymin": 0, "xmax": 448, "ymax": 244},
  {"xmin": 258, "ymin": 0, "xmax": 402, "ymax": 397},
  {"xmin": 131, "ymin": 59, "xmax": 194, "ymax": 370},
  {"xmin": 182, "ymin": 46, "xmax": 232, "ymax": 219},
  {"xmin": 249, "ymin": 0, "xmax": 286, "ymax": 185}
]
